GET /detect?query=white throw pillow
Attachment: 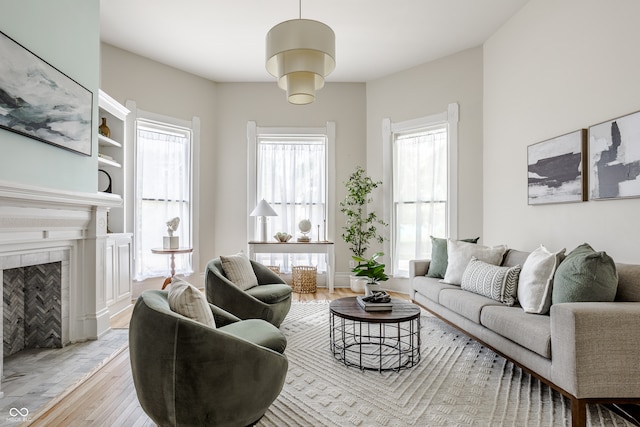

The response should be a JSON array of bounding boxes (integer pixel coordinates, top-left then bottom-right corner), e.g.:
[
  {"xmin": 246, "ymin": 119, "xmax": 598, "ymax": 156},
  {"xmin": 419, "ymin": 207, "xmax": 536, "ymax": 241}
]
[
  {"xmin": 518, "ymin": 245, "xmax": 566, "ymax": 314},
  {"xmin": 168, "ymin": 279, "xmax": 216, "ymax": 328},
  {"xmin": 461, "ymin": 257, "xmax": 521, "ymax": 305},
  {"xmin": 220, "ymin": 252, "xmax": 258, "ymax": 290},
  {"xmin": 443, "ymin": 240, "xmax": 507, "ymax": 285}
]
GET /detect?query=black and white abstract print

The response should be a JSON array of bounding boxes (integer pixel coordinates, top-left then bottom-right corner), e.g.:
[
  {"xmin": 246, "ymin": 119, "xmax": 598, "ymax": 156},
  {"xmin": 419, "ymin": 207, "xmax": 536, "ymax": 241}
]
[
  {"xmin": 589, "ymin": 111, "xmax": 640, "ymax": 200},
  {"xmin": 527, "ymin": 130, "xmax": 586, "ymax": 205},
  {"xmin": 0, "ymin": 31, "xmax": 92, "ymax": 156}
]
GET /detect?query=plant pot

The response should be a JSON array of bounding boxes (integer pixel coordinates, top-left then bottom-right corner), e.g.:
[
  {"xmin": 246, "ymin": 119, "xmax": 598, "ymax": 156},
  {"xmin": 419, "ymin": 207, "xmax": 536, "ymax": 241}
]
[
  {"xmin": 349, "ymin": 275, "xmax": 367, "ymax": 293},
  {"xmin": 365, "ymin": 282, "xmax": 381, "ymax": 297}
]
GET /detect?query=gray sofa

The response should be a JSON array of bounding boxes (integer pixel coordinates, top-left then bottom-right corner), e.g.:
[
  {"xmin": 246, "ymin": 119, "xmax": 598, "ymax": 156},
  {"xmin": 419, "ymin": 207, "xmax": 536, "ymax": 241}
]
[{"xmin": 410, "ymin": 249, "xmax": 640, "ymax": 427}]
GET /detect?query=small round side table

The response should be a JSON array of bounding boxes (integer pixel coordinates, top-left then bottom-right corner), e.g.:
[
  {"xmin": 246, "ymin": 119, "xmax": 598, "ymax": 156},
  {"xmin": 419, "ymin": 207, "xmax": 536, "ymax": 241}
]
[{"xmin": 151, "ymin": 247, "xmax": 193, "ymax": 289}]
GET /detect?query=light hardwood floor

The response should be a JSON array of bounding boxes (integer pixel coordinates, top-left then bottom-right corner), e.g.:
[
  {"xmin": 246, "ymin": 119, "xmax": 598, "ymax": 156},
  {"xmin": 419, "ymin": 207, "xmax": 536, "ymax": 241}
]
[{"xmin": 28, "ymin": 288, "xmax": 407, "ymax": 426}]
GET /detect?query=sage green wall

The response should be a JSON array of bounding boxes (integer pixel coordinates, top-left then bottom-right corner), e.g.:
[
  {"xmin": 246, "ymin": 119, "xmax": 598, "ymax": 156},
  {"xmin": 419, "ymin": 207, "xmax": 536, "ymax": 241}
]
[
  {"xmin": 0, "ymin": 0, "xmax": 99, "ymax": 192},
  {"xmin": 483, "ymin": 0, "xmax": 640, "ymax": 262}
]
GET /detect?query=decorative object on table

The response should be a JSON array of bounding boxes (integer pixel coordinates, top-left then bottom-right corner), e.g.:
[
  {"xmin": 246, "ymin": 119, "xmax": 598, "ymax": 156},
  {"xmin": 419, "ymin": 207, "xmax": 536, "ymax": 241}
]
[
  {"xmin": 163, "ymin": 217, "xmax": 180, "ymax": 249},
  {"xmin": 98, "ymin": 117, "xmax": 111, "ymax": 138},
  {"xmin": 0, "ymin": 30, "xmax": 92, "ymax": 156},
  {"xmin": 250, "ymin": 199, "xmax": 278, "ymax": 242},
  {"xmin": 589, "ymin": 110, "xmax": 640, "ymax": 200},
  {"xmin": 527, "ymin": 129, "xmax": 587, "ymax": 205},
  {"xmin": 265, "ymin": 1, "xmax": 335, "ymax": 105},
  {"xmin": 291, "ymin": 265, "xmax": 317, "ymax": 294},
  {"xmin": 274, "ymin": 232, "xmax": 292, "ymax": 242},
  {"xmin": 356, "ymin": 291, "xmax": 393, "ymax": 311},
  {"xmin": 340, "ymin": 166, "xmax": 388, "ymax": 292},
  {"xmin": 98, "ymin": 169, "xmax": 112, "ymax": 193},
  {"xmin": 297, "ymin": 218, "xmax": 312, "ymax": 242},
  {"xmin": 351, "ymin": 251, "xmax": 389, "ymax": 297}
]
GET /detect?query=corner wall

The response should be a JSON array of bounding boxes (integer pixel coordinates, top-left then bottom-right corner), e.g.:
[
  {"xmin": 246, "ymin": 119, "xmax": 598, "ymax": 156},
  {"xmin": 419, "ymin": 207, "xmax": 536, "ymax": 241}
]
[
  {"xmin": 483, "ymin": 0, "xmax": 640, "ymax": 262},
  {"xmin": 0, "ymin": 0, "xmax": 99, "ymax": 192}
]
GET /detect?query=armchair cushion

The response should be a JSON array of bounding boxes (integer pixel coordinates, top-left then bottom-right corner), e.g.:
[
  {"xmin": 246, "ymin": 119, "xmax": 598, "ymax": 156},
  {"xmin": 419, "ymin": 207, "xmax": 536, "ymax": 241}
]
[
  {"xmin": 246, "ymin": 283, "xmax": 292, "ymax": 304},
  {"xmin": 219, "ymin": 318, "xmax": 287, "ymax": 353},
  {"xmin": 220, "ymin": 252, "xmax": 258, "ymax": 290},
  {"xmin": 168, "ymin": 278, "xmax": 216, "ymax": 328}
]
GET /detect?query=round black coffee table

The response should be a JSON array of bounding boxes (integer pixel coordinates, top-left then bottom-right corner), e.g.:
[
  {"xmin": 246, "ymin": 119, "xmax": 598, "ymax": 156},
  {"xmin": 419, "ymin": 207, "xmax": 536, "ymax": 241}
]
[{"xmin": 329, "ymin": 297, "xmax": 421, "ymax": 372}]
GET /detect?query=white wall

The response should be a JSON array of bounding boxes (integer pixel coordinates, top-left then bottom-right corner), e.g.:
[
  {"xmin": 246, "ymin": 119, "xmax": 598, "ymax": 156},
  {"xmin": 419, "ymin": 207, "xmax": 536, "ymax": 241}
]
[
  {"xmin": 366, "ymin": 47, "xmax": 485, "ymax": 290},
  {"xmin": 0, "ymin": 0, "xmax": 99, "ymax": 192},
  {"xmin": 214, "ymin": 82, "xmax": 366, "ymax": 275},
  {"xmin": 483, "ymin": 0, "xmax": 640, "ymax": 262}
]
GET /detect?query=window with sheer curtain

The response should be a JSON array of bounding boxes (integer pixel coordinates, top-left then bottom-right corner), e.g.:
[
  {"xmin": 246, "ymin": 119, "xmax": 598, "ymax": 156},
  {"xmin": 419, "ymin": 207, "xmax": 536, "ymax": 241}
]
[
  {"xmin": 255, "ymin": 135, "xmax": 328, "ymax": 272},
  {"xmin": 392, "ymin": 126, "xmax": 449, "ymax": 276},
  {"xmin": 134, "ymin": 120, "xmax": 193, "ymax": 280}
]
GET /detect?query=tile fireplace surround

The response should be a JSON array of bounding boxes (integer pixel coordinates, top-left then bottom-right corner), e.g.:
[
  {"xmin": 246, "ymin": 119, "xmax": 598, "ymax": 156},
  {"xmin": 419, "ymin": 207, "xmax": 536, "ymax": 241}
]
[{"xmin": 0, "ymin": 180, "xmax": 121, "ymax": 398}]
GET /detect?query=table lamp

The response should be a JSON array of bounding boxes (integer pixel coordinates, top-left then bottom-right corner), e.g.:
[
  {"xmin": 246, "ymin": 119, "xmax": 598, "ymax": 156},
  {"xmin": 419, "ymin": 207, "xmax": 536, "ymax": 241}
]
[{"xmin": 250, "ymin": 199, "xmax": 278, "ymax": 242}]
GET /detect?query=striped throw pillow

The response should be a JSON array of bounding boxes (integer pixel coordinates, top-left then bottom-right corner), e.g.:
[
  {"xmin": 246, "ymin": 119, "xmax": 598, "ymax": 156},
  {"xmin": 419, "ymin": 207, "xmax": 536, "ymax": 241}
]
[
  {"xmin": 461, "ymin": 257, "xmax": 521, "ymax": 306},
  {"xmin": 168, "ymin": 279, "xmax": 216, "ymax": 328},
  {"xmin": 220, "ymin": 252, "xmax": 259, "ymax": 290}
]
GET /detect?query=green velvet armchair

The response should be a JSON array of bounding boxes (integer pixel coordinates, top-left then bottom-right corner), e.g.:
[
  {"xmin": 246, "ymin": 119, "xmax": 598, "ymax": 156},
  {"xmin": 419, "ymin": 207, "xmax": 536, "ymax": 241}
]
[
  {"xmin": 129, "ymin": 290, "xmax": 288, "ymax": 427},
  {"xmin": 205, "ymin": 258, "xmax": 292, "ymax": 327}
]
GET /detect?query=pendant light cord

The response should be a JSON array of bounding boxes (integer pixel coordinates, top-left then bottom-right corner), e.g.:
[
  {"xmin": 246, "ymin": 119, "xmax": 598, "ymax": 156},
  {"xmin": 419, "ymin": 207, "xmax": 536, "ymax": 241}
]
[{"xmin": 299, "ymin": 0, "xmax": 302, "ymax": 19}]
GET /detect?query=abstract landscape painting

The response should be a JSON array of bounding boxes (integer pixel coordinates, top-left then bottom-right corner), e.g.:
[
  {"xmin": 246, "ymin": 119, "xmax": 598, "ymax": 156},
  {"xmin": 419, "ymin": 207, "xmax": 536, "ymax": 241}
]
[
  {"xmin": 0, "ymin": 31, "xmax": 92, "ymax": 156},
  {"xmin": 527, "ymin": 130, "xmax": 587, "ymax": 205},
  {"xmin": 589, "ymin": 111, "xmax": 640, "ymax": 200}
]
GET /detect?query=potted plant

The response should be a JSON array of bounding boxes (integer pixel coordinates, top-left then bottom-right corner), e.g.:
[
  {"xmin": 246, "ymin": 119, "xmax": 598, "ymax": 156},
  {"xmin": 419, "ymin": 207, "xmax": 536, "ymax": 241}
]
[
  {"xmin": 351, "ymin": 252, "xmax": 389, "ymax": 296},
  {"xmin": 340, "ymin": 166, "xmax": 387, "ymax": 292}
]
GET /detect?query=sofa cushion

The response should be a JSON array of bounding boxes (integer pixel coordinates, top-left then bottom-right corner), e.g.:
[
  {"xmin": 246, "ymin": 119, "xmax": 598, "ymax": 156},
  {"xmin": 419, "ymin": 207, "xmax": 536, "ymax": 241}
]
[
  {"xmin": 502, "ymin": 249, "xmax": 531, "ymax": 268},
  {"xmin": 427, "ymin": 236, "xmax": 479, "ymax": 279},
  {"xmin": 412, "ymin": 275, "xmax": 460, "ymax": 303},
  {"xmin": 518, "ymin": 245, "xmax": 566, "ymax": 314},
  {"xmin": 461, "ymin": 257, "xmax": 521, "ymax": 306},
  {"xmin": 615, "ymin": 263, "xmax": 640, "ymax": 302},
  {"xmin": 439, "ymin": 288, "xmax": 503, "ymax": 324},
  {"xmin": 167, "ymin": 279, "xmax": 216, "ymax": 328},
  {"xmin": 480, "ymin": 306, "xmax": 551, "ymax": 359},
  {"xmin": 443, "ymin": 240, "xmax": 507, "ymax": 285},
  {"xmin": 220, "ymin": 252, "xmax": 259, "ymax": 291},
  {"xmin": 552, "ymin": 243, "xmax": 618, "ymax": 304},
  {"xmin": 219, "ymin": 318, "xmax": 287, "ymax": 354},
  {"xmin": 246, "ymin": 283, "xmax": 292, "ymax": 304}
]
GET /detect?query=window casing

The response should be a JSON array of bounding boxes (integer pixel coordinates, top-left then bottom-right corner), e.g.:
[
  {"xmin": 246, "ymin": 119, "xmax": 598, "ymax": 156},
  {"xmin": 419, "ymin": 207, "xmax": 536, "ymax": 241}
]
[
  {"xmin": 383, "ymin": 103, "xmax": 459, "ymax": 277},
  {"xmin": 247, "ymin": 122, "xmax": 335, "ymax": 273},
  {"xmin": 134, "ymin": 118, "xmax": 194, "ymax": 280}
]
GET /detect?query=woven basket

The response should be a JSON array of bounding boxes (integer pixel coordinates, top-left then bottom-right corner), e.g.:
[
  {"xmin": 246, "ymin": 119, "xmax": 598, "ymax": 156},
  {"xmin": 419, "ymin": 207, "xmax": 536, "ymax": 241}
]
[
  {"xmin": 266, "ymin": 265, "xmax": 280, "ymax": 274},
  {"xmin": 291, "ymin": 266, "xmax": 317, "ymax": 293}
]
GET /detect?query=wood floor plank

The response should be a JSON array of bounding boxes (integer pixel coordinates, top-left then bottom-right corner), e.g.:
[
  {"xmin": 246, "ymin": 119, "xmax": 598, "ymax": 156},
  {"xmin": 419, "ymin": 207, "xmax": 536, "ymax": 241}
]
[{"xmin": 28, "ymin": 287, "xmax": 404, "ymax": 426}]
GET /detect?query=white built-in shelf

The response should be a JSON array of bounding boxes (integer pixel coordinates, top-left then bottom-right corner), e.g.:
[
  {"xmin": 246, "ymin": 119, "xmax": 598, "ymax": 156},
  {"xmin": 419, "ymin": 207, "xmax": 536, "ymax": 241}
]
[
  {"xmin": 98, "ymin": 156, "xmax": 122, "ymax": 168},
  {"xmin": 98, "ymin": 134, "xmax": 122, "ymax": 149}
]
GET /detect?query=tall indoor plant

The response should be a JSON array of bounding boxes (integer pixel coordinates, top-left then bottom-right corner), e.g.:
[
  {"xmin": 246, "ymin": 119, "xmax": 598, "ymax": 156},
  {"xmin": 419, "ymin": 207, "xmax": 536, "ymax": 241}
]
[{"xmin": 340, "ymin": 166, "xmax": 387, "ymax": 292}]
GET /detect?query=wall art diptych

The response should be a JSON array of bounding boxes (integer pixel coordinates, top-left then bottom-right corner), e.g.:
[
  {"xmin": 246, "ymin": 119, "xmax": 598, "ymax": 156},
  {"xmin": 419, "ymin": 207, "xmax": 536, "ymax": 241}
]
[
  {"xmin": 527, "ymin": 129, "xmax": 587, "ymax": 205},
  {"xmin": 589, "ymin": 111, "xmax": 640, "ymax": 200},
  {"xmin": 0, "ymin": 31, "xmax": 92, "ymax": 156}
]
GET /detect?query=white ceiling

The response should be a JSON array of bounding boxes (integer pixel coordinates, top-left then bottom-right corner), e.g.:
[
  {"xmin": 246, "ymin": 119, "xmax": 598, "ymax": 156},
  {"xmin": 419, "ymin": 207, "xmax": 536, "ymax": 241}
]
[{"xmin": 100, "ymin": 0, "xmax": 530, "ymax": 83}]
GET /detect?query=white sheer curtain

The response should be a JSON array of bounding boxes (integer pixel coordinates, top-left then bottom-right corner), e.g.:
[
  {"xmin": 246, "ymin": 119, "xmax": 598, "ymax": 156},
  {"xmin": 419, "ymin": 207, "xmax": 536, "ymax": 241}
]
[
  {"xmin": 135, "ymin": 122, "xmax": 192, "ymax": 280},
  {"xmin": 256, "ymin": 136, "xmax": 327, "ymax": 272},
  {"xmin": 393, "ymin": 127, "xmax": 447, "ymax": 275}
]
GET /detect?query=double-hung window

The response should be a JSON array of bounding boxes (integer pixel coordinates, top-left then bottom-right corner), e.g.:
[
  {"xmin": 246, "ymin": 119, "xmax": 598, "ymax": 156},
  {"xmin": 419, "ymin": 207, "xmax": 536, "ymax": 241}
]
[
  {"xmin": 133, "ymin": 115, "xmax": 195, "ymax": 281},
  {"xmin": 247, "ymin": 122, "xmax": 335, "ymax": 273},
  {"xmin": 383, "ymin": 103, "xmax": 458, "ymax": 277}
]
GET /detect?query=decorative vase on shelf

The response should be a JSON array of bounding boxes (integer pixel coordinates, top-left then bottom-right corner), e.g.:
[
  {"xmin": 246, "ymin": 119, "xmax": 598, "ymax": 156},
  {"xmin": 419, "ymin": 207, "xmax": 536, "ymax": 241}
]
[{"xmin": 99, "ymin": 117, "xmax": 111, "ymax": 138}]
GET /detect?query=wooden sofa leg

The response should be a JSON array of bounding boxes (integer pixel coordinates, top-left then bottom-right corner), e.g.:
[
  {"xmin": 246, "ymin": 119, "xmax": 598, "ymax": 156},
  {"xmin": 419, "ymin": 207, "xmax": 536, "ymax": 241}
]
[{"xmin": 571, "ymin": 398, "xmax": 586, "ymax": 427}]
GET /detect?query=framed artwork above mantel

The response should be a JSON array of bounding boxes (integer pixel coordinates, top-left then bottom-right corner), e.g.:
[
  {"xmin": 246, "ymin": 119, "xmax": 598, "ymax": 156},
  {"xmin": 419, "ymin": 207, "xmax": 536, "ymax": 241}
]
[{"xmin": 0, "ymin": 30, "xmax": 93, "ymax": 156}]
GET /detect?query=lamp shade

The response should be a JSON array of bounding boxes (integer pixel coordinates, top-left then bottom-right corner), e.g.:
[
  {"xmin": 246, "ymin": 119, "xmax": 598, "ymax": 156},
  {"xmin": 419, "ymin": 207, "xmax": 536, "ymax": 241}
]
[
  {"xmin": 266, "ymin": 19, "xmax": 335, "ymax": 105},
  {"xmin": 250, "ymin": 199, "xmax": 278, "ymax": 217}
]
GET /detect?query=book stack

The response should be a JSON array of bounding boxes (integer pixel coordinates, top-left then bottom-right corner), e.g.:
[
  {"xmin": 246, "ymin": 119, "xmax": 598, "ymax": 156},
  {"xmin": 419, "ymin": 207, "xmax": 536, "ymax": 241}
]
[{"xmin": 356, "ymin": 295, "xmax": 393, "ymax": 312}]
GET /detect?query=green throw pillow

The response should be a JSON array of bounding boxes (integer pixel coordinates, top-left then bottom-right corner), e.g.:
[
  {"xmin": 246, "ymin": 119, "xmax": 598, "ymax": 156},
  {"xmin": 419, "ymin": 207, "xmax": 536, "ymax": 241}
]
[
  {"xmin": 552, "ymin": 243, "xmax": 618, "ymax": 304},
  {"xmin": 426, "ymin": 236, "xmax": 480, "ymax": 279}
]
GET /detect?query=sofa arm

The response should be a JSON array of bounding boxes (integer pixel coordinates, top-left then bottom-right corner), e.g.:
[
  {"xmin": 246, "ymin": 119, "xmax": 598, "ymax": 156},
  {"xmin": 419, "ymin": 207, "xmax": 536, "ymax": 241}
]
[
  {"xmin": 409, "ymin": 259, "xmax": 430, "ymax": 278},
  {"xmin": 550, "ymin": 302, "xmax": 640, "ymax": 398}
]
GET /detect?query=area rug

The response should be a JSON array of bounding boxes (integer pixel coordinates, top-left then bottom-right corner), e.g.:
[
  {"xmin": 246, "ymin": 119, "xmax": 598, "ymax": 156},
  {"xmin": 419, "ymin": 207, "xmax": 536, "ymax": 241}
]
[{"xmin": 258, "ymin": 301, "xmax": 632, "ymax": 427}]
